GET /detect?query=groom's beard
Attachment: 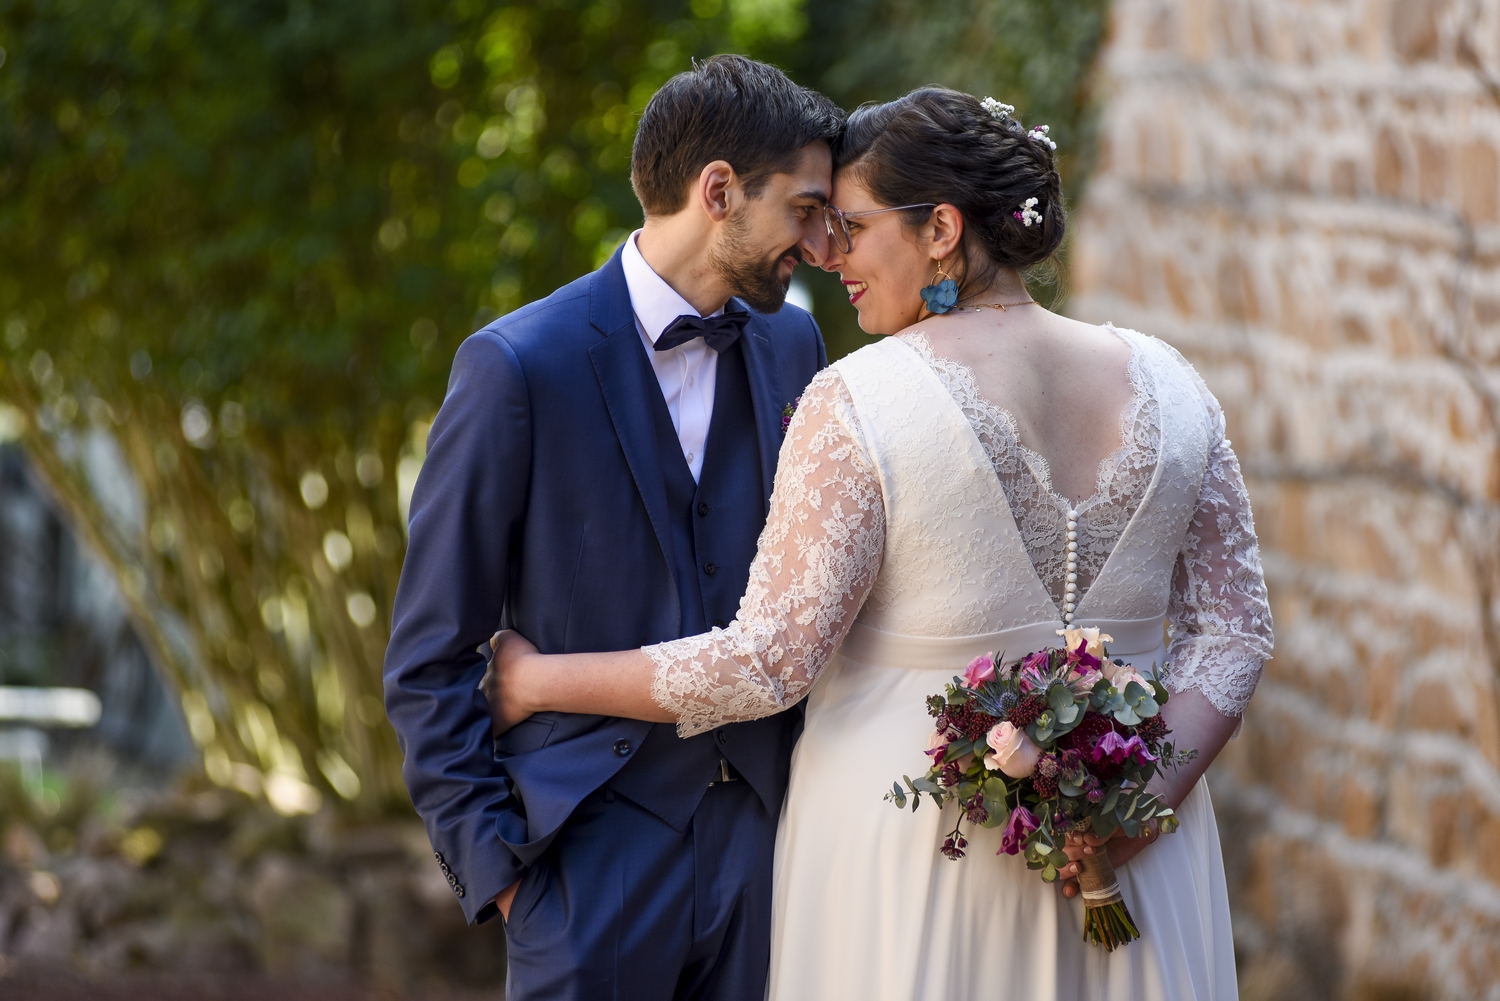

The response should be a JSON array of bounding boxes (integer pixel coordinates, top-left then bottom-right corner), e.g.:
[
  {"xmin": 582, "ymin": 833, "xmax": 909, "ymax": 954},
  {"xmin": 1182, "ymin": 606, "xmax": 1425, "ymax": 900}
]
[{"xmin": 710, "ymin": 210, "xmax": 799, "ymax": 314}]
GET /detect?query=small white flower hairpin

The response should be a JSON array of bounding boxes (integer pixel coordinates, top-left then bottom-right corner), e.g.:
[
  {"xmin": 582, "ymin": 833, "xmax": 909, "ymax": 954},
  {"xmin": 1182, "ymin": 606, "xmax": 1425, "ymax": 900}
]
[
  {"xmin": 981, "ymin": 97, "xmax": 1014, "ymax": 121},
  {"xmin": 1014, "ymin": 197, "xmax": 1043, "ymax": 227},
  {"xmin": 1027, "ymin": 124, "xmax": 1057, "ymax": 150}
]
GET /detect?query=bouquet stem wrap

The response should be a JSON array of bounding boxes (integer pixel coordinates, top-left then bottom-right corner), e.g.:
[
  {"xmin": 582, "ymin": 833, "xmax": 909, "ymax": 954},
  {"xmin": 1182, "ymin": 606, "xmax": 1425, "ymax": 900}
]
[{"xmin": 1077, "ymin": 851, "xmax": 1139, "ymax": 951}]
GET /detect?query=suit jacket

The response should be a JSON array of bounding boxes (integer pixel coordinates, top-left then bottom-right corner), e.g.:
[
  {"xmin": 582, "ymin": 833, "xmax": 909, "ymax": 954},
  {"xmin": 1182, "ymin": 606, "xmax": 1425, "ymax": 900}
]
[{"xmin": 384, "ymin": 248, "xmax": 827, "ymax": 924}]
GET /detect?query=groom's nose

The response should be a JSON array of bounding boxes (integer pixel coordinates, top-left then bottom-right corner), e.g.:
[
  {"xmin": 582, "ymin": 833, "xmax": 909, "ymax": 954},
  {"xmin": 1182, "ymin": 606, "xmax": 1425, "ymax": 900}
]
[{"xmin": 797, "ymin": 214, "xmax": 831, "ymax": 269}]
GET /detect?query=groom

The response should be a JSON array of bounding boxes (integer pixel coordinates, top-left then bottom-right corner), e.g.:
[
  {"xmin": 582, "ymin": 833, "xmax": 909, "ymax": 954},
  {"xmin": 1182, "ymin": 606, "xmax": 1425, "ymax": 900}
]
[{"xmin": 384, "ymin": 55, "xmax": 842, "ymax": 999}]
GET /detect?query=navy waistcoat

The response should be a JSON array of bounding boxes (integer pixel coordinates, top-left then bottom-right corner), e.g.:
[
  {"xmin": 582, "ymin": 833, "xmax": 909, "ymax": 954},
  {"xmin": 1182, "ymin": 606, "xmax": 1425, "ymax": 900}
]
[{"xmin": 607, "ymin": 340, "xmax": 791, "ymax": 828}]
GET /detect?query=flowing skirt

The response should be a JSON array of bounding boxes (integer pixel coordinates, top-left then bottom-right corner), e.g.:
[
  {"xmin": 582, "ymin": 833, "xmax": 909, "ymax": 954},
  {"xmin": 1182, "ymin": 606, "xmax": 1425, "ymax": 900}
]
[{"xmin": 766, "ymin": 636, "xmax": 1238, "ymax": 1001}]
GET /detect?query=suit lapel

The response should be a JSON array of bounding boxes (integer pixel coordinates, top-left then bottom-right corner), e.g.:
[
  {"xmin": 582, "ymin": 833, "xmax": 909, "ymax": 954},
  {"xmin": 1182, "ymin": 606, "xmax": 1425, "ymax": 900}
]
[
  {"xmin": 588, "ymin": 254, "xmax": 679, "ymax": 593},
  {"xmin": 734, "ymin": 302, "xmax": 784, "ymax": 514}
]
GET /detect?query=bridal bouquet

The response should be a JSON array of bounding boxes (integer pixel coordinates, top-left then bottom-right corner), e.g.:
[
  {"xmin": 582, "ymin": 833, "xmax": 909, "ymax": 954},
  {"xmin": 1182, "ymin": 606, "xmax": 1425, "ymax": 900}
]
[{"xmin": 885, "ymin": 628, "xmax": 1195, "ymax": 950}]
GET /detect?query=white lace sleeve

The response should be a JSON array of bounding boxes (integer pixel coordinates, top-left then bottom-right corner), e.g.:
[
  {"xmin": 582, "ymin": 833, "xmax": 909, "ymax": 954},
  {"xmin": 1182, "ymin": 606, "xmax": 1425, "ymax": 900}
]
[
  {"xmin": 644, "ymin": 368, "xmax": 885, "ymax": 738},
  {"xmin": 1165, "ymin": 417, "xmax": 1274, "ymax": 717}
]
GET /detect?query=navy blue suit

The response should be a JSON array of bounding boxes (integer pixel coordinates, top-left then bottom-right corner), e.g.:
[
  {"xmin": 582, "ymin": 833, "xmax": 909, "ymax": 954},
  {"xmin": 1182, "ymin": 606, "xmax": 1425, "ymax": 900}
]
[{"xmin": 384, "ymin": 248, "xmax": 825, "ymax": 999}]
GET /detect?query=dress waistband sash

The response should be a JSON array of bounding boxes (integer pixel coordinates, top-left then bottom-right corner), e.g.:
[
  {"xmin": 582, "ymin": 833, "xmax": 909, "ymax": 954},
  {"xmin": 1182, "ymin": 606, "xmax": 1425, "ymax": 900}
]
[{"xmin": 837, "ymin": 617, "xmax": 1167, "ymax": 673}]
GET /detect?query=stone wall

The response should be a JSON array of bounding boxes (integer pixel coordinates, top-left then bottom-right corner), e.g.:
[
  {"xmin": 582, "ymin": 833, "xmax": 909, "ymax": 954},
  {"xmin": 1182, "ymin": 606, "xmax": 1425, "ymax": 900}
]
[{"xmin": 1068, "ymin": 1, "xmax": 1500, "ymax": 997}]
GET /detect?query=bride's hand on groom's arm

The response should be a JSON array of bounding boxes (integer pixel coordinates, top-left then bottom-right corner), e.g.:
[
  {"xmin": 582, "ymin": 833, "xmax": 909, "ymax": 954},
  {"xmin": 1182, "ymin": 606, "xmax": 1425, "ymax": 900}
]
[
  {"xmin": 480, "ymin": 630, "xmax": 677, "ymax": 732},
  {"xmin": 481, "ymin": 630, "xmax": 542, "ymax": 735}
]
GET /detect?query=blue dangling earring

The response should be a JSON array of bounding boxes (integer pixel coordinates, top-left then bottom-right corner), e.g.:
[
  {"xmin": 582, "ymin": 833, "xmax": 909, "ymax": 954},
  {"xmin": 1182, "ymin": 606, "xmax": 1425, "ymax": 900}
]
[{"xmin": 920, "ymin": 260, "xmax": 959, "ymax": 314}]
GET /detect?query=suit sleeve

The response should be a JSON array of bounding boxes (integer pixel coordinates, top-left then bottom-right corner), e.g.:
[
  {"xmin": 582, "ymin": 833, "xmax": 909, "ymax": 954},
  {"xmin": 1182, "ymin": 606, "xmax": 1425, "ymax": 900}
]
[{"xmin": 384, "ymin": 330, "xmax": 531, "ymax": 924}]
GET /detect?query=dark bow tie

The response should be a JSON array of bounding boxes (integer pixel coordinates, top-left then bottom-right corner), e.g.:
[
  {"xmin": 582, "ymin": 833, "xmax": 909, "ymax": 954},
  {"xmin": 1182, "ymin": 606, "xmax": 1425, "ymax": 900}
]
[{"xmin": 654, "ymin": 309, "xmax": 750, "ymax": 353}]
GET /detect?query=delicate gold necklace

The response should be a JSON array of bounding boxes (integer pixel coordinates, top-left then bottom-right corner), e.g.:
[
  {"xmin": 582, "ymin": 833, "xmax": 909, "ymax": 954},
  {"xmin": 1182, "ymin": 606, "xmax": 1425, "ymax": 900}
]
[{"xmin": 951, "ymin": 299, "xmax": 1038, "ymax": 312}]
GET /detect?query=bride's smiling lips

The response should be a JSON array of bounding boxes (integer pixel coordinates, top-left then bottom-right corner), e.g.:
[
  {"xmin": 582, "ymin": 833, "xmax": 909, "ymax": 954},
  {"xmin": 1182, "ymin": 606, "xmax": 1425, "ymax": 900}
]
[{"xmin": 842, "ymin": 279, "xmax": 868, "ymax": 303}]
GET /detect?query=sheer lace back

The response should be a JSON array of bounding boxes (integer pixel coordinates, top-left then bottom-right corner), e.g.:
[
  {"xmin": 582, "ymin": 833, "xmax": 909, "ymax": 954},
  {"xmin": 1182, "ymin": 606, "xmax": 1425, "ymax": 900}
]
[{"xmin": 899, "ymin": 330, "xmax": 1159, "ymax": 612}]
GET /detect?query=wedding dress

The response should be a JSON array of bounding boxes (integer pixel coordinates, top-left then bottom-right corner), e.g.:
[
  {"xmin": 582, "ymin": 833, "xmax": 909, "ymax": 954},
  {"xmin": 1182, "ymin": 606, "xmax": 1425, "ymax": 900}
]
[{"xmin": 646, "ymin": 326, "xmax": 1273, "ymax": 1001}]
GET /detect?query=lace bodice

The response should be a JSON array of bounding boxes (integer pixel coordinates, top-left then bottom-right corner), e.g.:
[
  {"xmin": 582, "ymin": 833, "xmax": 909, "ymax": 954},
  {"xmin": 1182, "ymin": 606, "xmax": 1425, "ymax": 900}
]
[{"xmin": 646, "ymin": 328, "xmax": 1273, "ymax": 736}]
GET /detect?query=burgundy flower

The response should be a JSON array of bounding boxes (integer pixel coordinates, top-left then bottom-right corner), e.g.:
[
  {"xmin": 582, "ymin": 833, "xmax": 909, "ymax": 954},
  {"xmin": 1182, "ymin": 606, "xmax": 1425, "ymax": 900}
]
[
  {"xmin": 1000, "ymin": 805, "xmax": 1040, "ymax": 856},
  {"xmin": 1007, "ymin": 694, "xmax": 1048, "ymax": 728},
  {"xmin": 941, "ymin": 760, "xmax": 963, "ymax": 787},
  {"xmin": 965, "ymin": 797, "xmax": 989, "ymax": 825},
  {"xmin": 1059, "ymin": 711, "xmax": 1116, "ymax": 753},
  {"xmin": 941, "ymin": 832, "xmax": 968, "ymax": 860},
  {"xmin": 1136, "ymin": 712, "xmax": 1169, "ymax": 744}
]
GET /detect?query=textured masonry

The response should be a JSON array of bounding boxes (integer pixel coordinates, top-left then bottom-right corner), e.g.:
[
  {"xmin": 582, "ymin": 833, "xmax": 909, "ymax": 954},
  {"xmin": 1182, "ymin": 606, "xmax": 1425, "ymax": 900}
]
[{"xmin": 1070, "ymin": 1, "xmax": 1500, "ymax": 997}]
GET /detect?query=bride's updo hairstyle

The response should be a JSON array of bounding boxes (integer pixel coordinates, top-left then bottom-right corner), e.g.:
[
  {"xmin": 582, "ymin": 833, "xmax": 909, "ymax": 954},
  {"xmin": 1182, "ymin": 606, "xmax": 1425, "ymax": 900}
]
[{"xmin": 835, "ymin": 87, "xmax": 1065, "ymax": 295}]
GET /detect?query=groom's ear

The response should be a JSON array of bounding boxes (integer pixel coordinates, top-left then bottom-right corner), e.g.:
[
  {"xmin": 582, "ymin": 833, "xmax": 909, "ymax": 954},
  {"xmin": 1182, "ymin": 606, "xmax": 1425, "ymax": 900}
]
[{"xmin": 695, "ymin": 160, "xmax": 740, "ymax": 223}]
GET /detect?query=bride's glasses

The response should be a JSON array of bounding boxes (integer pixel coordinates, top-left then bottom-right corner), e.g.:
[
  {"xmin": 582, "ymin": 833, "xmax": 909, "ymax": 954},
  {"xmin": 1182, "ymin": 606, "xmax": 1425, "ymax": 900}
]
[{"xmin": 823, "ymin": 203, "xmax": 936, "ymax": 254}]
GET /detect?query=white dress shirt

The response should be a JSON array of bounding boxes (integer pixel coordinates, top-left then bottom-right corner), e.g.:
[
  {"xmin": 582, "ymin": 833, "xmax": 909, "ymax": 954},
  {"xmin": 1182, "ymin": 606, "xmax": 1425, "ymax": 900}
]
[{"xmin": 620, "ymin": 230, "xmax": 721, "ymax": 482}]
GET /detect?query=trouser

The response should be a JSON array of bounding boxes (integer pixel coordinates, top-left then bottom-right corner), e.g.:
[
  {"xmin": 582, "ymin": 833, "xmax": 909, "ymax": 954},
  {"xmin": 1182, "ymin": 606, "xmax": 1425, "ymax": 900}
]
[{"xmin": 503, "ymin": 778, "xmax": 775, "ymax": 1001}]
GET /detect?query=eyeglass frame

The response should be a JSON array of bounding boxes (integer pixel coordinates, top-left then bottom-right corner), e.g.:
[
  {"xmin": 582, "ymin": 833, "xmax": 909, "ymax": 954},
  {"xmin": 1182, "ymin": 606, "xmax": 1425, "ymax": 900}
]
[{"xmin": 822, "ymin": 203, "xmax": 937, "ymax": 254}]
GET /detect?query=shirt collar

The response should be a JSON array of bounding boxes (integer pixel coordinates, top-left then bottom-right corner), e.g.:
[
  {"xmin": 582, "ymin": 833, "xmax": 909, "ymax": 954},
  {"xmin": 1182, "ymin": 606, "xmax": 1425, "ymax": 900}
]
[{"xmin": 620, "ymin": 229, "xmax": 723, "ymax": 345}]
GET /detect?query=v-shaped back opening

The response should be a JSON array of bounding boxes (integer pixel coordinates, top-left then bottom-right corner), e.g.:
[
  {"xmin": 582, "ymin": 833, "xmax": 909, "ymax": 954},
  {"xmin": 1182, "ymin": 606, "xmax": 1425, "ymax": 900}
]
[{"xmin": 896, "ymin": 328, "xmax": 1164, "ymax": 617}]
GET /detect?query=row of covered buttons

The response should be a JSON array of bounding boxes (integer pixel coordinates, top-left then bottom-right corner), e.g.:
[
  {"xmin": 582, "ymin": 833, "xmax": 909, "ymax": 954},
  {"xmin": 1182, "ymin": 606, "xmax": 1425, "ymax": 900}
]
[
  {"xmin": 433, "ymin": 851, "xmax": 465, "ymax": 899},
  {"xmin": 1062, "ymin": 507, "xmax": 1080, "ymax": 624}
]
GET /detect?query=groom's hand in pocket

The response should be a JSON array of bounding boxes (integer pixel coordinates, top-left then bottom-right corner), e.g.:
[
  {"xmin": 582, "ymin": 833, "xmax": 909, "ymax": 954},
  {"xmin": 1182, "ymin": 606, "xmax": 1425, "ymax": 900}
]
[{"xmin": 494, "ymin": 879, "xmax": 521, "ymax": 922}]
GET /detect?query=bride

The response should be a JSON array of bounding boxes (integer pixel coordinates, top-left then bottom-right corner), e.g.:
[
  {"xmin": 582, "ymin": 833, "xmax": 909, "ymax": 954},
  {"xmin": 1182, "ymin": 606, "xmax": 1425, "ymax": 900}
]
[{"xmin": 486, "ymin": 87, "xmax": 1272, "ymax": 1000}]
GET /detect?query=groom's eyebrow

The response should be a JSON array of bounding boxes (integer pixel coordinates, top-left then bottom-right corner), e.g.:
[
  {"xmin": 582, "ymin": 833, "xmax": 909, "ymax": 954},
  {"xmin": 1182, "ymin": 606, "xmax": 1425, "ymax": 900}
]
[{"xmin": 792, "ymin": 189, "xmax": 829, "ymax": 205}]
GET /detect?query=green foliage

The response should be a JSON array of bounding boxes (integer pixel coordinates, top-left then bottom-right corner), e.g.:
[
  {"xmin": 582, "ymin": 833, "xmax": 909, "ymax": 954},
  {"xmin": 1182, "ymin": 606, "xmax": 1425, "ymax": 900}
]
[
  {"xmin": 0, "ymin": 0, "xmax": 1112, "ymax": 815},
  {"xmin": 0, "ymin": 0, "xmax": 743, "ymax": 814}
]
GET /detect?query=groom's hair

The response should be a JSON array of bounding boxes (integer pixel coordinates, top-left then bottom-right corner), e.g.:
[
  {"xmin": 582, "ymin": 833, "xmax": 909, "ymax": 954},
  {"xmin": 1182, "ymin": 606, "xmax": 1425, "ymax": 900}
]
[{"xmin": 631, "ymin": 55, "xmax": 843, "ymax": 216}]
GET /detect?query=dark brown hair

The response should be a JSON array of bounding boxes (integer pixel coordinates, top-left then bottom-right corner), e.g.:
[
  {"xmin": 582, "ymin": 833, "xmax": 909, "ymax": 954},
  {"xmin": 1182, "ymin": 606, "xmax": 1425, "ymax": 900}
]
[
  {"xmin": 630, "ymin": 55, "xmax": 845, "ymax": 216},
  {"xmin": 836, "ymin": 87, "xmax": 1065, "ymax": 293}
]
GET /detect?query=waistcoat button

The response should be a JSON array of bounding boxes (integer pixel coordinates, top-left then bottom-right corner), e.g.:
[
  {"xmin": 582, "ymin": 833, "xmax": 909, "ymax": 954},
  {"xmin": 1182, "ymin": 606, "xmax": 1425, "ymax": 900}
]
[
  {"xmin": 703, "ymin": 562, "xmax": 717, "ymax": 575},
  {"xmin": 612, "ymin": 738, "xmax": 631, "ymax": 757},
  {"xmin": 698, "ymin": 502, "xmax": 710, "ymax": 517}
]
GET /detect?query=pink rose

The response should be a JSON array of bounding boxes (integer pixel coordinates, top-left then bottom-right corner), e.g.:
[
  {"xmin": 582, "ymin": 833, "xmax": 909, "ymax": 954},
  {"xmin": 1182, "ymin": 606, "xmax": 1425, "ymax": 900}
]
[
  {"xmin": 983, "ymin": 721, "xmax": 1042, "ymax": 778},
  {"xmin": 963, "ymin": 653, "xmax": 997, "ymax": 688},
  {"xmin": 1103, "ymin": 660, "xmax": 1150, "ymax": 693},
  {"xmin": 1070, "ymin": 667, "xmax": 1103, "ymax": 693}
]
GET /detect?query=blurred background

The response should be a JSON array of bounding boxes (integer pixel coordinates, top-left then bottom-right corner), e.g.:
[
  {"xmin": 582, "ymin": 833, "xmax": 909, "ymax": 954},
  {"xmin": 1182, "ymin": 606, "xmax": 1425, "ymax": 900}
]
[{"xmin": 1, "ymin": 0, "xmax": 1497, "ymax": 998}]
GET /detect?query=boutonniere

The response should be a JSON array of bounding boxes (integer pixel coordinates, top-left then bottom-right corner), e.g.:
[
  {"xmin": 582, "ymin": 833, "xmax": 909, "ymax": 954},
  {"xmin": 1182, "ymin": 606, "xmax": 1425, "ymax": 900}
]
[{"xmin": 780, "ymin": 397, "xmax": 801, "ymax": 436}]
